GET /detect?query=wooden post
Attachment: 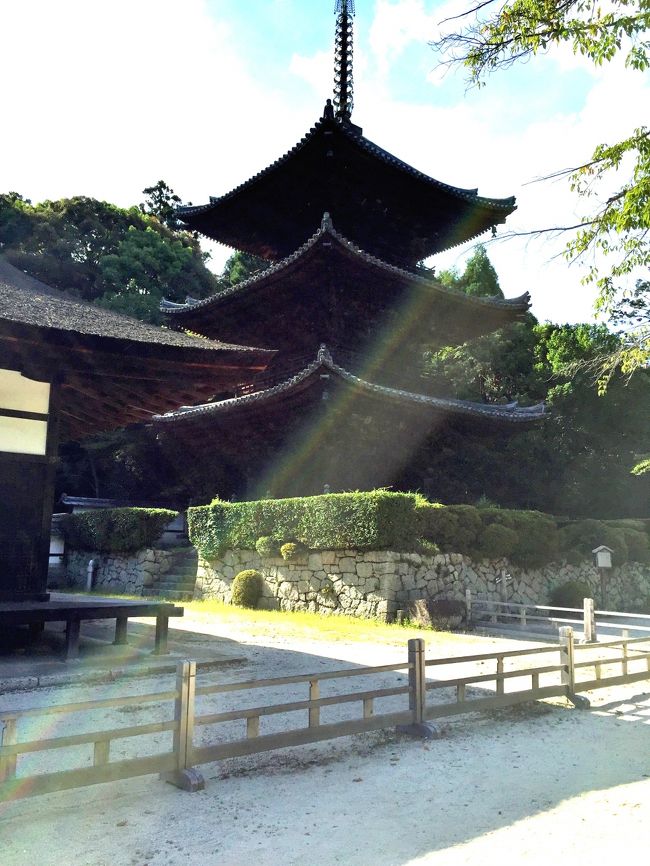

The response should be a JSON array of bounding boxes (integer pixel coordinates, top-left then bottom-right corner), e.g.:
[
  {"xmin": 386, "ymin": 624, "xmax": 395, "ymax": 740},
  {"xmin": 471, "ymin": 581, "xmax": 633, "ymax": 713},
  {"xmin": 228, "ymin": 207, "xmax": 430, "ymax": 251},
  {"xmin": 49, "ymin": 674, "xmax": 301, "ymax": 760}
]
[
  {"xmin": 559, "ymin": 627, "xmax": 589, "ymax": 707},
  {"xmin": 465, "ymin": 589, "xmax": 472, "ymax": 626},
  {"xmin": 496, "ymin": 656, "xmax": 504, "ymax": 695},
  {"xmin": 153, "ymin": 615, "xmax": 170, "ymax": 655},
  {"xmin": 622, "ymin": 639, "xmax": 629, "ymax": 677},
  {"xmin": 520, "ymin": 606, "xmax": 527, "ymax": 627},
  {"xmin": 162, "ymin": 660, "xmax": 204, "ymax": 792},
  {"xmin": 308, "ymin": 680, "xmax": 320, "ymax": 728},
  {"xmin": 396, "ymin": 639, "xmax": 438, "ymax": 738},
  {"xmin": 559, "ymin": 627, "xmax": 575, "ymax": 694},
  {"xmin": 94, "ymin": 740, "xmax": 110, "ymax": 766},
  {"xmin": 0, "ymin": 718, "xmax": 17, "ymax": 782},
  {"xmin": 64, "ymin": 618, "xmax": 81, "ymax": 661},
  {"xmin": 113, "ymin": 616, "xmax": 128, "ymax": 646},
  {"xmin": 582, "ymin": 598, "xmax": 597, "ymax": 643}
]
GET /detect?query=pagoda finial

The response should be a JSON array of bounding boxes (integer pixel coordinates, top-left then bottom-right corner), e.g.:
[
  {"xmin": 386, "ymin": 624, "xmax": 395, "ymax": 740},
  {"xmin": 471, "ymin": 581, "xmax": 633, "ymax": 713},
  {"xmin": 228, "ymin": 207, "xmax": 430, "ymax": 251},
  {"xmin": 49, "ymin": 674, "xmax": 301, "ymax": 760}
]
[{"xmin": 333, "ymin": 0, "xmax": 355, "ymax": 122}]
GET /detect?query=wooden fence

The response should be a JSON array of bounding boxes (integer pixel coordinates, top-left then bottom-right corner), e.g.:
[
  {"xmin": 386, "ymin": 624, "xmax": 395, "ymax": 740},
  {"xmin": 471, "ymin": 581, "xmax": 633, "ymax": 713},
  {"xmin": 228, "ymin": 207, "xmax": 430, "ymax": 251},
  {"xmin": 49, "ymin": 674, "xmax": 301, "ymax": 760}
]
[
  {"xmin": 2, "ymin": 629, "xmax": 650, "ymax": 802},
  {"xmin": 0, "ymin": 680, "xmax": 181, "ymax": 800},
  {"xmin": 466, "ymin": 592, "xmax": 650, "ymax": 642}
]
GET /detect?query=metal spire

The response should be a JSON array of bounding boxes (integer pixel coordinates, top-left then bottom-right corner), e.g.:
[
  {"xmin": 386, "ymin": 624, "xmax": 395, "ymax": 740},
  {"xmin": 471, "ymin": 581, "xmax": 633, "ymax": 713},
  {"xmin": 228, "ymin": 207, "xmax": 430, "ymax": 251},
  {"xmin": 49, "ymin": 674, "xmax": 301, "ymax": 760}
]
[{"xmin": 333, "ymin": 0, "xmax": 355, "ymax": 121}]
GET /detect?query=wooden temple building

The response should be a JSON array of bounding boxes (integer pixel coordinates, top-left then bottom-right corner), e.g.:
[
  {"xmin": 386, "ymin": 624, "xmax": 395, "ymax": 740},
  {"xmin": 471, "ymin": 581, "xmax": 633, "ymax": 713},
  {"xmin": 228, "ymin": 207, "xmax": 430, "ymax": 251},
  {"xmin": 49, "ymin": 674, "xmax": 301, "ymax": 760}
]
[
  {"xmin": 156, "ymin": 1, "xmax": 543, "ymax": 498},
  {"xmin": 0, "ymin": 257, "xmax": 272, "ymax": 602}
]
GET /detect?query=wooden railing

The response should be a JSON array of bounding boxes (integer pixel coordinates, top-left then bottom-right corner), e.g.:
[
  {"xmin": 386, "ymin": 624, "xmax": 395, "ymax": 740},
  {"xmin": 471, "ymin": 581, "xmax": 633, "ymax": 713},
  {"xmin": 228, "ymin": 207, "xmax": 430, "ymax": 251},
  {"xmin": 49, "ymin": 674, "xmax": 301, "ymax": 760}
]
[
  {"xmin": 3, "ymin": 631, "xmax": 650, "ymax": 802},
  {"xmin": 190, "ymin": 658, "xmax": 414, "ymax": 765},
  {"xmin": 0, "ymin": 680, "xmax": 181, "ymax": 801},
  {"xmin": 466, "ymin": 591, "xmax": 650, "ymax": 642}
]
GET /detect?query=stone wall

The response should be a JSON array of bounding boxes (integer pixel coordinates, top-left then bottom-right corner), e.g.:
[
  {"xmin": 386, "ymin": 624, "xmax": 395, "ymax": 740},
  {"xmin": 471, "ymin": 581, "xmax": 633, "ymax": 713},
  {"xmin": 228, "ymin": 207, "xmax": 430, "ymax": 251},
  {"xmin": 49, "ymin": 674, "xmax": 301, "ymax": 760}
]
[
  {"xmin": 197, "ymin": 549, "xmax": 650, "ymax": 620},
  {"xmin": 66, "ymin": 549, "xmax": 173, "ymax": 595}
]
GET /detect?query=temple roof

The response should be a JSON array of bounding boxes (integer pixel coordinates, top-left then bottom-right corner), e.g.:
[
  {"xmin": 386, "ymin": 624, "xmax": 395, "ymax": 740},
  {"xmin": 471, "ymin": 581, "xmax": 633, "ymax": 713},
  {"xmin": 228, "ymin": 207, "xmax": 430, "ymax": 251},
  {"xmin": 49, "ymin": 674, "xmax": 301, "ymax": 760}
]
[
  {"xmin": 162, "ymin": 214, "xmax": 529, "ymax": 352},
  {"xmin": 0, "ymin": 258, "xmax": 273, "ymax": 439},
  {"xmin": 155, "ymin": 345, "xmax": 544, "ymax": 428},
  {"xmin": 178, "ymin": 106, "xmax": 516, "ymax": 267}
]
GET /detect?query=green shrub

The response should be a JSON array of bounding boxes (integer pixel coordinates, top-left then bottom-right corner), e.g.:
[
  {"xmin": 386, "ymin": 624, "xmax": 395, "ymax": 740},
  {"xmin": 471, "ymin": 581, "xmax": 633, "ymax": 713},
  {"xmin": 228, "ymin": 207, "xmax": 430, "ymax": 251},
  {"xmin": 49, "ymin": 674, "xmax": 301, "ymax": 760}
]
[
  {"xmin": 549, "ymin": 579, "xmax": 593, "ymax": 610},
  {"xmin": 231, "ymin": 569, "xmax": 263, "ymax": 608},
  {"xmin": 507, "ymin": 511, "xmax": 559, "ymax": 568},
  {"xmin": 61, "ymin": 508, "xmax": 177, "ymax": 553},
  {"xmin": 418, "ymin": 503, "xmax": 485, "ymax": 553},
  {"xmin": 558, "ymin": 519, "xmax": 628, "ymax": 565},
  {"xmin": 475, "ymin": 524, "xmax": 519, "ymax": 559},
  {"xmin": 188, "ymin": 491, "xmax": 420, "ymax": 558},
  {"xmin": 564, "ymin": 548, "xmax": 585, "ymax": 567},
  {"xmin": 255, "ymin": 536, "xmax": 278, "ymax": 557},
  {"xmin": 280, "ymin": 542, "xmax": 306, "ymax": 561},
  {"xmin": 619, "ymin": 528, "xmax": 650, "ymax": 563}
]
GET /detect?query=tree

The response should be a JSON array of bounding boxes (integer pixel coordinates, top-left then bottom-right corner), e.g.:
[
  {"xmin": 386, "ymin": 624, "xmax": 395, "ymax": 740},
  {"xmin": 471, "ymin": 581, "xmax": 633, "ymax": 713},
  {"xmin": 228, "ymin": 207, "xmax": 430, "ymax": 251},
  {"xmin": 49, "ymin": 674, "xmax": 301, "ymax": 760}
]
[
  {"xmin": 431, "ymin": 0, "xmax": 650, "ymax": 376},
  {"xmin": 140, "ymin": 180, "xmax": 184, "ymax": 231},
  {"xmin": 0, "ymin": 193, "xmax": 220, "ymax": 321},
  {"xmin": 460, "ymin": 244, "xmax": 504, "ymax": 298}
]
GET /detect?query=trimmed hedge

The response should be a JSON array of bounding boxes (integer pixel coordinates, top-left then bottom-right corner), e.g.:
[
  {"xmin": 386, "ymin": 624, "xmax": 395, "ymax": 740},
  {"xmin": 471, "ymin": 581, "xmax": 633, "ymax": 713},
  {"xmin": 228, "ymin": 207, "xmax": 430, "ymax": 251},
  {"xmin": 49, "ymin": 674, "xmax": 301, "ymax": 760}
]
[
  {"xmin": 188, "ymin": 491, "xmax": 420, "ymax": 558},
  {"xmin": 187, "ymin": 490, "xmax": 650, "ymax": 567},
  {"xmin": 61, "ymin": 508, "xmax": 177, "ymax": 554}
]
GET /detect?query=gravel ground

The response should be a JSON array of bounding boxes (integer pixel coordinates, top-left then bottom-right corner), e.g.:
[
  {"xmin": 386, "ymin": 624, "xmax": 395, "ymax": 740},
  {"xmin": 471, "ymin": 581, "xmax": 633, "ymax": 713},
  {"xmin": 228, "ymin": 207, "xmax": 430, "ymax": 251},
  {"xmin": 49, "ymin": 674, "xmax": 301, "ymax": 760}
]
[{"xmin": 1, "ymin": 619, "xmax": 649, "ymax": 866}]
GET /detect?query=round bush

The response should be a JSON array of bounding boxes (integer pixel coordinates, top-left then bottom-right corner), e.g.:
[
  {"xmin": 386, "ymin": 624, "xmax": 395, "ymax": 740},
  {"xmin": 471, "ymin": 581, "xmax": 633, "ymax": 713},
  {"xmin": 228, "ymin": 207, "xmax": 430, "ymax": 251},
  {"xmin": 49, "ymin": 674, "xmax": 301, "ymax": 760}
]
[
  {"xmin": 475, "ymin": 524, "xmax": 519, "ymax": 559},
  {"xmin": 549, "ymin": 579, "xmax": 592, "ymax": 610},
  {"xmin": 255, "ymin": 536, "xmax": 278, "ymax": 557},
  {"xmin": 231, "ymin": 569, "xmax": 263, "ymax": 608},
  {"xmin": 280, "ymin": 542, "xmax": 306, "ymax": 562}
]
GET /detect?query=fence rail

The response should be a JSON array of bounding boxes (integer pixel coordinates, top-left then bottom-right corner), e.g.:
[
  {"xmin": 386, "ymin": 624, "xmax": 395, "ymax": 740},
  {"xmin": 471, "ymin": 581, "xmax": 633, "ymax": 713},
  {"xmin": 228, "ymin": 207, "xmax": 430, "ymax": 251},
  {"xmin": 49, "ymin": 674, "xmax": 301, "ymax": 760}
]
[
  {"xmin": 3, "ymin": 629, "xmax": 650, "ymax": 803},
  {"xmin": 466, "ymin": 592, "xmax": 650, "ymax": 643}
]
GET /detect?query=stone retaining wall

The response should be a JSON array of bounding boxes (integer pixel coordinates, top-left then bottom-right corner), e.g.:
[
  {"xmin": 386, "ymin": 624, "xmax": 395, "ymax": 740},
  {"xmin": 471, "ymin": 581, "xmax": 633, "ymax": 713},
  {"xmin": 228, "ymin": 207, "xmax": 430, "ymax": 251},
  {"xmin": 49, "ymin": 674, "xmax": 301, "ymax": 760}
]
[
  {"xmin": 66, "ymin": 549, "xmax": 173, "ymax": 595},
  {"xmin": 197, "ymin": 549, "xmax": 650, "ymax": 620}
]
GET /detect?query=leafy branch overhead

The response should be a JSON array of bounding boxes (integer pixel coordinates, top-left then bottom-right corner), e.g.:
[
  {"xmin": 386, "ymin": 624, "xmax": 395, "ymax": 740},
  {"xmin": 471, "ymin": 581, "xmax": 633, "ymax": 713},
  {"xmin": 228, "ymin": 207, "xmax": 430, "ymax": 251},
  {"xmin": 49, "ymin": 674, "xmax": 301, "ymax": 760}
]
[{"xmin": 431, "ymin": 0, "xmax": 650, "ymax": 379}]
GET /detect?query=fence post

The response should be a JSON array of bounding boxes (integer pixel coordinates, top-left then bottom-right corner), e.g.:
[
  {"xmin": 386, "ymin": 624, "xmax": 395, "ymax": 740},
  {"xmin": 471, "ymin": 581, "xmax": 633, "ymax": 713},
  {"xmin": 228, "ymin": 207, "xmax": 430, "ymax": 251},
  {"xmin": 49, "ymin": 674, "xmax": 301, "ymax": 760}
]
[
  {"xmin": 582, "ymin": 598, "xmax": 597, "ymax": 643},
  {"xmin": 559, "ymin": 627, "xmax": 590, "ymax": 709},
  {"xmin": 161, "ymin": 660, "xmax": 205, "ymax": 792},
  {"xmin": 397, "ymin": 639, "xmax": 438, "ymax": 739},
  {"xmin": 465, "ymin": 589, "xmax": 472, "ymax": 627},
  {"xmin": 0, "ymin": 718, "xmax": 17, "ymax": 783}
]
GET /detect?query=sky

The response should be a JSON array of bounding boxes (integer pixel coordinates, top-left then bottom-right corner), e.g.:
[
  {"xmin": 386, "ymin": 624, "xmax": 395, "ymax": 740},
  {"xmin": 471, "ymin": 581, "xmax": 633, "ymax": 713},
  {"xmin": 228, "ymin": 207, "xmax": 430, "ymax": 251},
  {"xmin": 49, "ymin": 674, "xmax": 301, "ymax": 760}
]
[{"xmin": 1, "ymin": 0, "xmax": 646, "ymax": 324}]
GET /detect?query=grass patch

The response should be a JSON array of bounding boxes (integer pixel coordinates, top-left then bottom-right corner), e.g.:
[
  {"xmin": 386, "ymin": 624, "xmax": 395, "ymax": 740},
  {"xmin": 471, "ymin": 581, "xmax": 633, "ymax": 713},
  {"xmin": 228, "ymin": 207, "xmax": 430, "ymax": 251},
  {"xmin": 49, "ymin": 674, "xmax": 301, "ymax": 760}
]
[
  {"xmin": 181, "ymin": 598, "xmax": 470, "ymax": 646},
  {"xmin": 54, "ymin": 588, "xmax": 474, "ymax": 647}
]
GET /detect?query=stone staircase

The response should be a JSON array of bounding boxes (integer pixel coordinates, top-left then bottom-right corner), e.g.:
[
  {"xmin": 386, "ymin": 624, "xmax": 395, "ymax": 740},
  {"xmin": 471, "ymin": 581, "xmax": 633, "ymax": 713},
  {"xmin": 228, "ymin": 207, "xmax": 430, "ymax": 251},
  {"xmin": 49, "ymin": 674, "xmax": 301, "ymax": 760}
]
[{"xmin": 154, "ymin": 547, "xmax": 199, "ymax": 601}]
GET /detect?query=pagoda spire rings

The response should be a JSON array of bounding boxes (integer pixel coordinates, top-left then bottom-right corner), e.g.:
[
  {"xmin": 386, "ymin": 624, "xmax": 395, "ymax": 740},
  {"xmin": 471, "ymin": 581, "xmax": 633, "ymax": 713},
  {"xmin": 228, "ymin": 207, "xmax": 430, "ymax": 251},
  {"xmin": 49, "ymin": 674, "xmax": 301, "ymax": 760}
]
[{"xmin": 333, "ymin": 0, "xmax": 355, "ymax": 121}]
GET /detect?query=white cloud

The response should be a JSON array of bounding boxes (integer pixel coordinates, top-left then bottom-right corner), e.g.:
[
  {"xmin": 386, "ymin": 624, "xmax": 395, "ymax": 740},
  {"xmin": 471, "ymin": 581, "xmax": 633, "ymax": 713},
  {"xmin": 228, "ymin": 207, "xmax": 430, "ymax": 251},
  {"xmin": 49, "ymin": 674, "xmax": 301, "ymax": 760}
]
[
  {"xmin": 369, "ymin": 0, "xmax": 439, "ymax": 77},
  {"xmin": 1, "ymin": 0, "xmax": 645, "ymax": 325}
]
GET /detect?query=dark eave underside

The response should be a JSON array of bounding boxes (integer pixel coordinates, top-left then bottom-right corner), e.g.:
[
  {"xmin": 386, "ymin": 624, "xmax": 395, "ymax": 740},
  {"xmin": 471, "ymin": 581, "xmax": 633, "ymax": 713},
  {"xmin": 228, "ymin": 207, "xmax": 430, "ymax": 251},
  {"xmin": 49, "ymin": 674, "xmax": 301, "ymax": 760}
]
[
  {"xmin": 0, "ymin": 259, "xmax": 273, "ymax": 440},
  {"xmin": 162, "ymin": 216, "xmax": 529, "ymax": 351},
  {"xmin": 155, "ymin": 346, "xmax": 544, "ymax": 429},
  {"xmin": 178, "ymin": 114, "xmax": 516, "ymax": 266}
]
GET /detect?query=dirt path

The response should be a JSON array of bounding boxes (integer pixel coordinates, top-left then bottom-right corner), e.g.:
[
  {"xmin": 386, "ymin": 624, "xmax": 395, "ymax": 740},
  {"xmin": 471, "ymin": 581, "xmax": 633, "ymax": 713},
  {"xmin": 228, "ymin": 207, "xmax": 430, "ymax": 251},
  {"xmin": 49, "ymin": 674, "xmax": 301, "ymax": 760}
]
[{"xmin": 2, "ymin": 619, "xmax": 650, "ymax": 865}]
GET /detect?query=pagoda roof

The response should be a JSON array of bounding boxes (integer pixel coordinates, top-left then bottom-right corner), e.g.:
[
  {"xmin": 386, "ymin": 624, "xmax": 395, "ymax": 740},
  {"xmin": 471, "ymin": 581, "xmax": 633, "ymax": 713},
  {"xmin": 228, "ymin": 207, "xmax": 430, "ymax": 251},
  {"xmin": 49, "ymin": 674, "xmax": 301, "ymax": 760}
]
[
  {"xmin": 154, "ymin": 345, "xmax": 544, "ymax": 428},
  {"xmin": 178, "ymin": 106, "xmax": 516, "ymax": 266},
  {"xmin": 162, "ymin": 214, "xmax": 530, "ymax": 350},
  {"xmin": 0, "ymin": 258, "xmax": 273, "ymax": 440}
]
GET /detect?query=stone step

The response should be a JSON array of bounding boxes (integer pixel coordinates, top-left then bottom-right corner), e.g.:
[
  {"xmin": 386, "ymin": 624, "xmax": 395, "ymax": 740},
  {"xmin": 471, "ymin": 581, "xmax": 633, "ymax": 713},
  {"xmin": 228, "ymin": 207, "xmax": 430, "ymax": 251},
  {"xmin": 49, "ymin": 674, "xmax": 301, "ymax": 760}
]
[
  {"xmin": 156, "ymin": 589, "xmax": 195, "ymax": 601},
  {"xmin": 157, "ymin": 577, "xmax": 196, "ymax": 589},
  {"xmin": 162, "ymin": 567, "xmax": 196, "ymax": 579}
]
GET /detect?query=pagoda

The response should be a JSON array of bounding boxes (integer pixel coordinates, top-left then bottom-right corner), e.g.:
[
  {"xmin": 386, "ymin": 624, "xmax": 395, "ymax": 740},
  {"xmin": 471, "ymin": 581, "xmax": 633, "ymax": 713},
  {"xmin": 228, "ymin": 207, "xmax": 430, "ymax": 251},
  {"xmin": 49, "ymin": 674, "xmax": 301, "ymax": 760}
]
[{"xmin": 156, "ymin": 1, "xmax": 543, "ymax": 498}]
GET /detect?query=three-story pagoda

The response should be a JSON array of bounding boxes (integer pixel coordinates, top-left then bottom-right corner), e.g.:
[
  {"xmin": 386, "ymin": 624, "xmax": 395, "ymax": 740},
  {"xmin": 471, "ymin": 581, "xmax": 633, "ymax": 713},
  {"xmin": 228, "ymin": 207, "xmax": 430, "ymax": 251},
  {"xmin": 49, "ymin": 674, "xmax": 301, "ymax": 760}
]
[{"xmin": 156, "ymin": 1, "xmax": 543, "ymax": 498}]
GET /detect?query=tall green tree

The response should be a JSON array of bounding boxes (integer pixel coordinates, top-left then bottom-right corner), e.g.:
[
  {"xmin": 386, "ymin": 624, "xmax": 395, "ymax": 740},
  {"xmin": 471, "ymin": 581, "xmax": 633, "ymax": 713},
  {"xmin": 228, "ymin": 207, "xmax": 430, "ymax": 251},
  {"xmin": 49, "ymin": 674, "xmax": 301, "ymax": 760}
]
[
  {"xmin": 0, "ymin": 193, "xmax": 219, "ymax": 322},
  {"xmin": 432, "ymin": 0, "xmax": 650, "ymax": 376},
  {"xmin": 140, "ymin": 180, "xmax": 184, "ymax": 231}
]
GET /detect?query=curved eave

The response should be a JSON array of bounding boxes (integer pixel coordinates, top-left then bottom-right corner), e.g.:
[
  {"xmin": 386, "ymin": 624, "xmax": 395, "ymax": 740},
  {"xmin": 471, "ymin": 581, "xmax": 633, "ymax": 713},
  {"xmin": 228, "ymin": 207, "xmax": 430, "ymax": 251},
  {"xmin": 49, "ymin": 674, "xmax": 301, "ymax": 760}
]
[
  {"xmin": 154, "ymin": 347, "xmax": 544, "ymax": 427},
  {"xmin": 177, "ymin": 112, "xmax": 516, "ymax": 260},
  {"xmin": 178, "ymin": 114, "xmax": 514, "ymax": 219},
  {"xmin": 162, "ymin": 214, "xmax": 530, "ymax": 321}
]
